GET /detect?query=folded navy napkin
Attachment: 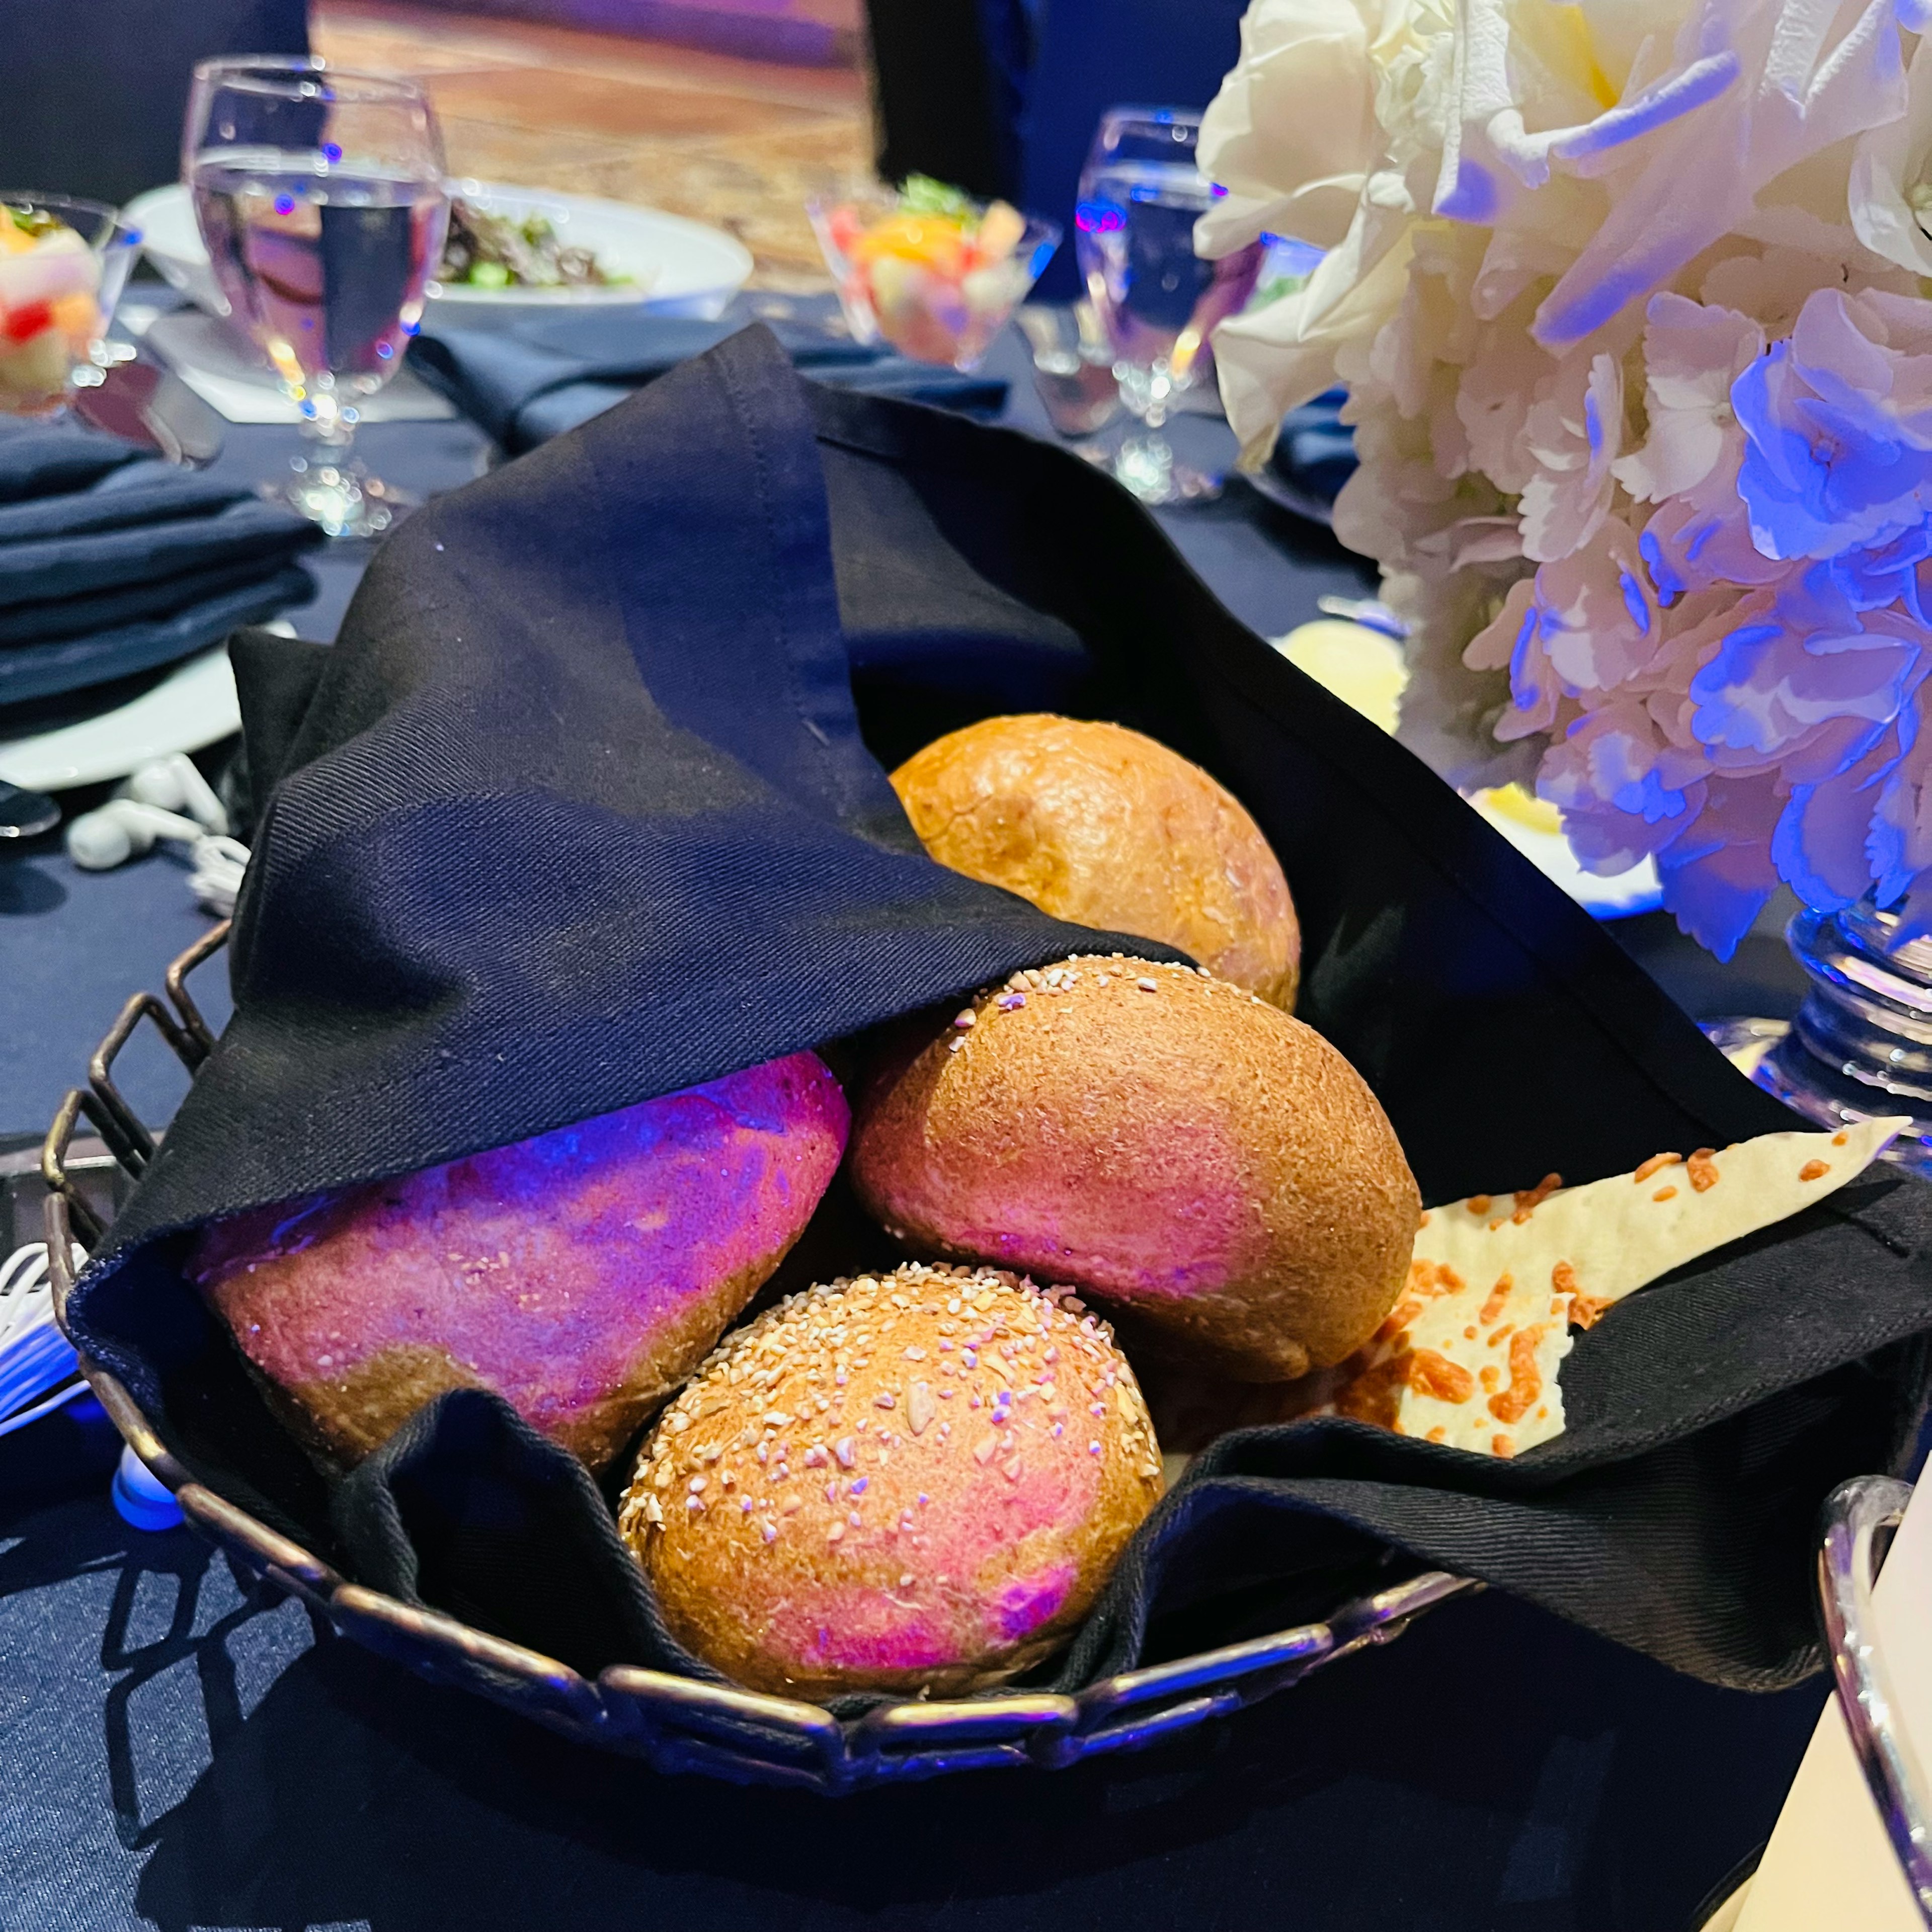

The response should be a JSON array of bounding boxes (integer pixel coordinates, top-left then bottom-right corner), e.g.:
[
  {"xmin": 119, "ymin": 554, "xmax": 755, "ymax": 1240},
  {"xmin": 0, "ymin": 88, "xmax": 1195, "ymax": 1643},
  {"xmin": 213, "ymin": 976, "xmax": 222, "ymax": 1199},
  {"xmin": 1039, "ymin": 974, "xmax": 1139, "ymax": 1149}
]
[
  {"xmin": 0, "ymin": 423, "xmax": 319, "ymax": 709},
  {"xmin": 410, "ymin": 302, "xmax": 1009, "ymax": 454},
  {"xmin": 1268, "ymin": 388, "xmax": 1356, "ymax": 510}
]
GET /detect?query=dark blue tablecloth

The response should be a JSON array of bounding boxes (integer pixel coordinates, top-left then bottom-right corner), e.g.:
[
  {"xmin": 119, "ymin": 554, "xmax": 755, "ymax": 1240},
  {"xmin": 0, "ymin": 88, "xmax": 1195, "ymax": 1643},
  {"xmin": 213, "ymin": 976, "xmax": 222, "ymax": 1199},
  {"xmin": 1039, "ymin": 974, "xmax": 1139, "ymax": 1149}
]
[
  {"xmin": 0, "ymin": 1472, "xmax": 1821, "ymax": 1932},
  {"xmin": 0, "ymin": 305, "xmax": 1830, "ymax": 1932}
]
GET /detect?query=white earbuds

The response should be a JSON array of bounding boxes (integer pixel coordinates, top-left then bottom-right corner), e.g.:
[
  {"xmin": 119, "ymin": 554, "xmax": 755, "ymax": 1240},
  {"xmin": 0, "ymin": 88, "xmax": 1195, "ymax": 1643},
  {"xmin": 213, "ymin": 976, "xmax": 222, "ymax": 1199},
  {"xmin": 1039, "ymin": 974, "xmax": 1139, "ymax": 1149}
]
[
  {"xmin": 65, "ymin": 799, "xmax": 205, "ymax": 870},
  {"xmin": 64, "ymin": 754, "xmax": 250, "ymax": 915},
  {"xmin": 185, "ymin": 835, "xmax": 250, "ymax": 916},
  {"xmin": 121, "ymin": 751, "xmax": 229, "ymax": 837}
]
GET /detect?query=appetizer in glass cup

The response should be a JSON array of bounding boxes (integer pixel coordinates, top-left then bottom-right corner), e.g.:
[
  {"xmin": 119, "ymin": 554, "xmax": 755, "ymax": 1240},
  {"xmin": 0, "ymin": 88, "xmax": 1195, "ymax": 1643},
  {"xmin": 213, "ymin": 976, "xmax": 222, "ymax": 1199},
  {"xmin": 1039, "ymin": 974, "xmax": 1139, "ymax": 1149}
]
[
  {"xmin": 0, "ymin": 194, "xmax": 138, "ymax": 417},
  {"xmin": 810, "ymin": 176, "xmax": 1060, "ymax": 373}
]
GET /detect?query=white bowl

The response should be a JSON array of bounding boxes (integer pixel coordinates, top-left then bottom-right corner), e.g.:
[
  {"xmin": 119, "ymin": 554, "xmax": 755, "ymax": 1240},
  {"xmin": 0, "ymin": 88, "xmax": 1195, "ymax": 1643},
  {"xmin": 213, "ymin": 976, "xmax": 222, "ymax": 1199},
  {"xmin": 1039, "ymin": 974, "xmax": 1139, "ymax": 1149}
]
[{"xmin": 123, "ymin": 180, "xmax": 753, "ymax": 332}]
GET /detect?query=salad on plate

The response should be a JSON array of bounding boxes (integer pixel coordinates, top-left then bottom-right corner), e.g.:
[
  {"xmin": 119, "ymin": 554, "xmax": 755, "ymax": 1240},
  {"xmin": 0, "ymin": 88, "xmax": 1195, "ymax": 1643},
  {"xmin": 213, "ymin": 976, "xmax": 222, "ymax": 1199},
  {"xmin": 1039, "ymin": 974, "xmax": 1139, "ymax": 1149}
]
[{"xmin": 437, "ymin": 199, "xmax": 629, "ymax": 291}]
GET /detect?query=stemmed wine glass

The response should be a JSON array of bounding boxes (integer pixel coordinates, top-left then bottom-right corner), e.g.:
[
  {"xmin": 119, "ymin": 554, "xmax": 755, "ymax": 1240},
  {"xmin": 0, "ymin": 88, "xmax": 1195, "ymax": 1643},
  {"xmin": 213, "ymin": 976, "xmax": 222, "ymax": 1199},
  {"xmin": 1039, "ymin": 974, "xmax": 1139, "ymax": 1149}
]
[
  {"xmin": 1075, "ymin": 107, "xmax": 1264, "ymax": 506},
  {"xmin": 184, "ymin": 56, "xmax": 449, "ymax": 538}
]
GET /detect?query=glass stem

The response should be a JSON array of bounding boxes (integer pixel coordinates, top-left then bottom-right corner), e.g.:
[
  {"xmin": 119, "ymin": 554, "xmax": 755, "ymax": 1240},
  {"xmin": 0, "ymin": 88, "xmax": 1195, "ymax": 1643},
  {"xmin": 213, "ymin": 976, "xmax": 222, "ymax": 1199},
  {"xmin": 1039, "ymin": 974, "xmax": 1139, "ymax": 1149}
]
[
  {"xmin": 1114, "ymin": 358, "xmax": 1176, "ymax": 431},
  {"xmin": 271, "ymin": 386, "xmax": 399, "ymax": 538},
  {"xmin": 1143, "ymin": 358, "xmax": 1172, "ymax": 432},
  {"xmin": 297, "ymin": 385, "xmax": 357, "ymax": 456}
]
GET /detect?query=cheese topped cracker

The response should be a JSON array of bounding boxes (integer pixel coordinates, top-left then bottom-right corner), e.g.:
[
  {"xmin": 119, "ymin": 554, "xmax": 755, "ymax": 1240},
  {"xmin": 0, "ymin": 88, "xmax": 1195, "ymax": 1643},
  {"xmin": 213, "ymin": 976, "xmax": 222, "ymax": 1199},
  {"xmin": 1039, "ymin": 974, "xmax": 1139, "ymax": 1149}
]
[
  {"xmin": 1414, "ymin": 1118, "xmax": 1904, "ymax": 1329},
  {"xmin": 1333, "ymin": 1256, "xmax": 1576, "ymax": 1456},
  {"xmin": 1329, "ymin": 1117, "xmax": 1903, "ymax": 1458}
]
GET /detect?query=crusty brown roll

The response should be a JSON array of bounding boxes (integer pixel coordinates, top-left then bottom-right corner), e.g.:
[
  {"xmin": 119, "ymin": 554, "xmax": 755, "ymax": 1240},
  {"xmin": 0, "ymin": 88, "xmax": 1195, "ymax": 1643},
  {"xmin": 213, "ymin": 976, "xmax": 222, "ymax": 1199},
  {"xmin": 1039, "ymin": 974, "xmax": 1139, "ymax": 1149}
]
[
  {"xmin": 620, "ymin": 1262, "xmax": 1163, "ymax": 1701},
  {"xmin": 189, "ymin": 1052, "xmax": 849, "ymax": 1472},
  {"xmin": 891, "ymin": 714, "xmax": 1300, "ymax": 1007},
  {"xmin": 850, "ymin": 956, "xmax": 1419, "ymax": 1381}
]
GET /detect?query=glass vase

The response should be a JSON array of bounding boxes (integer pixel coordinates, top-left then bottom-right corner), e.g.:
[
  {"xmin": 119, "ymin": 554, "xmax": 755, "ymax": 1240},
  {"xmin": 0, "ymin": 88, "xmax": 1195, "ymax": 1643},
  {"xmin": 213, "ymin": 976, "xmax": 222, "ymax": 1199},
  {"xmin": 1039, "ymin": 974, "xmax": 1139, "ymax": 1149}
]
[{"xmin": 1714, "ymin": 899, "xmax": 1932, "ymax": 1180}]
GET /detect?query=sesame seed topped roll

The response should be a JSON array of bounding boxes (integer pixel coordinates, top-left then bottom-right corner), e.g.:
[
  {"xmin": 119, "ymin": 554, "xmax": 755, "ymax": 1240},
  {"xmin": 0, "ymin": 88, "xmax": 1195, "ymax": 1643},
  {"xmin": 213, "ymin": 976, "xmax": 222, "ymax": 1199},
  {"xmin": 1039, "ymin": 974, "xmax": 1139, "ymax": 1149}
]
[{"xmin": 618, "ymin": 1263, "xmax": 1163, "ymax": 1702}]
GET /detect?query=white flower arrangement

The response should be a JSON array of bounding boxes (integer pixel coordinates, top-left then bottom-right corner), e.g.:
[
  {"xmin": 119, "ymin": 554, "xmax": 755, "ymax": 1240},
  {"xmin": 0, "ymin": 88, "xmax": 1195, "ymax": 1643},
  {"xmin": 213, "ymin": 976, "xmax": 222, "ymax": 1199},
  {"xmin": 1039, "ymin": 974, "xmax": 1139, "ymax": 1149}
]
[{"xmin": 1199, "ymin": 0, "xmax": 1932, "ymax": 955}]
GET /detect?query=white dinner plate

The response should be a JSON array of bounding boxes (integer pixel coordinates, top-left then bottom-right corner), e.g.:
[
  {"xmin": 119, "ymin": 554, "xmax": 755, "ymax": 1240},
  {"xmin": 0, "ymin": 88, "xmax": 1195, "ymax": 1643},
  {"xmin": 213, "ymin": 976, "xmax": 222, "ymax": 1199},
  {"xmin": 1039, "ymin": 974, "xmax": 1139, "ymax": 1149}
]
[
  {"xmin": 1274, "ymin": 618, "xmax": 1664, "ymax": 921},
  {"xmin": 0, "ymin": 646, "xmax": 242, "ymax": 791},
  {"xmin": 124, "ymin": 180, "xmax": 753, "ymax": 332}
]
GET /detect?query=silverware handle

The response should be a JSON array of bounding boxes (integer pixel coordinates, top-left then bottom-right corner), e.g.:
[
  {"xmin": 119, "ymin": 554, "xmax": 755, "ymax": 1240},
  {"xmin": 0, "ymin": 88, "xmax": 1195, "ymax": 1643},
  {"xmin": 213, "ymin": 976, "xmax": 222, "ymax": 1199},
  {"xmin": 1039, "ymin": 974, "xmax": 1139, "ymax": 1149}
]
[{"xmin": 1819, "ymin": 1475, "xmax": 1932, "ymax": 1925}]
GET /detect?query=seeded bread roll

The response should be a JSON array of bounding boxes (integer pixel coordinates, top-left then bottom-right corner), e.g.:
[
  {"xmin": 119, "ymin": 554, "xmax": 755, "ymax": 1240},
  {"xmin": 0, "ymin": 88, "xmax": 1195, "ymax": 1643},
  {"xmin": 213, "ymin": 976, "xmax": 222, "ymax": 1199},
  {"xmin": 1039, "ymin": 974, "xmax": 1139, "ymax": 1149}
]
[
  {"xmin": 851, "ymin": 957, "xmax": 1419, "ymax": 1381},
  {"xmin": 190, "ymin": 1052, "xmax": 849, "ymax": 1472},
  {"xmin": 891, "ymin": 715, "xmax": 1300, "ymax": 1007},
  {"xmin": 620, "ymin": 1262, "xmax": 1163, "ymax": 1701}
]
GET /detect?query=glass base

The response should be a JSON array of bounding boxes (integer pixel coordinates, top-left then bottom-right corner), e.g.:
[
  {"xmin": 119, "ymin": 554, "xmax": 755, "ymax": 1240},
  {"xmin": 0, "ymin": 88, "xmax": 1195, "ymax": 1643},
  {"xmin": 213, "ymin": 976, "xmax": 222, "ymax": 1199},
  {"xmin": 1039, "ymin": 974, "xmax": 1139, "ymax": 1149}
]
[
  {"xmin": 1111, "ymin": 433, "xmax": 1221, "ymax": 507},
  {"xmin": 1701, "ymin": 900, "xmax": 1932, "ymax": 1180},
  {"xmin": 273, "ymin": 456, "xmax": 414, "ymax": 539}
]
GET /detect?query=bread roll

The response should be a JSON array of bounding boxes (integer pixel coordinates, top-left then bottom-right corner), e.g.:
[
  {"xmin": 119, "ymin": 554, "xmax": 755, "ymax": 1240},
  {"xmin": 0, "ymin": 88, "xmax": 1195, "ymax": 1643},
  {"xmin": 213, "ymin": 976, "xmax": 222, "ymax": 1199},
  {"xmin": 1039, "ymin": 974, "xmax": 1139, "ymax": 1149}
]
[
  {"xmin": 891, "ymin": 714, "xmax": 1299, "ymax": 1007},
  {"xmin": 190, "ymin": 1052, "xmax": 848, "ymax": 1471},
  {"xmin": 620, "ymin": 1262, "xmax": 1163, "ymax": 1701},
  {"xmin": 851, "ymin": 956, "xmax": 1418, "ymax": 1381}
]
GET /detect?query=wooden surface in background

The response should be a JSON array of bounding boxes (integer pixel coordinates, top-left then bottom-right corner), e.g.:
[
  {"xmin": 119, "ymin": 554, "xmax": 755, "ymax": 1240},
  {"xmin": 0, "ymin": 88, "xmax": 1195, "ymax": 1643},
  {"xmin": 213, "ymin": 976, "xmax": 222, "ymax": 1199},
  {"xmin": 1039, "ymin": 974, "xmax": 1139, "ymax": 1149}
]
[{"xmin": 314, "ymin": 0, "xmax": 877, "ymax": 289}]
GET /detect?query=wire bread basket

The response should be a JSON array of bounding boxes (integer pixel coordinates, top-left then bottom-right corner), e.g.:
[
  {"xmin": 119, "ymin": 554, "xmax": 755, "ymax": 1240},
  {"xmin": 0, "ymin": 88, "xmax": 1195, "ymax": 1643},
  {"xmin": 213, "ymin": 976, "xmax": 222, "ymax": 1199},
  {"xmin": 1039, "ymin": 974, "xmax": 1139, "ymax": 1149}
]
[{"xmin": 41, "ymin": 924, "xmax": 1478, "ymax": 1792}]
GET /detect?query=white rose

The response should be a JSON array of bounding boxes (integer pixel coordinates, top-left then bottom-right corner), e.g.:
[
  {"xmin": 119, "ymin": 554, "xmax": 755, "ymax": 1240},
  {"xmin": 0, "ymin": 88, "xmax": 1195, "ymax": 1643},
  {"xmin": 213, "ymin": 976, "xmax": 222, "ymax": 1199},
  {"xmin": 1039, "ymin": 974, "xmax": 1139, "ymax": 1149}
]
[
  {"xmin": 1851, "ymin": 24, "xmax": 1932, "ymax": 277},
  {"xmin": 1212, "ymin": 193, "xmax": 1415, "ymax": 460},
  {"xmin": 1194, "ymin": 0, "xmax": 1382, "ymax": 257}
]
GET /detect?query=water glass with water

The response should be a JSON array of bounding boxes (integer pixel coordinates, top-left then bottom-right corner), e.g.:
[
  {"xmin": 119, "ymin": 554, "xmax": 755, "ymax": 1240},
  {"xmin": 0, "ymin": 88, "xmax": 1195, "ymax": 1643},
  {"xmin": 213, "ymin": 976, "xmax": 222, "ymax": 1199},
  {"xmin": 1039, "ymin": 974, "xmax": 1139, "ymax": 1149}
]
[
  {"xmin": 1075, "ymin": 107, "xmax": 1263, "ymax": 504},
  {"xmin": 184, "ymin": 56, "xmax": 448, "ymax": 538}
]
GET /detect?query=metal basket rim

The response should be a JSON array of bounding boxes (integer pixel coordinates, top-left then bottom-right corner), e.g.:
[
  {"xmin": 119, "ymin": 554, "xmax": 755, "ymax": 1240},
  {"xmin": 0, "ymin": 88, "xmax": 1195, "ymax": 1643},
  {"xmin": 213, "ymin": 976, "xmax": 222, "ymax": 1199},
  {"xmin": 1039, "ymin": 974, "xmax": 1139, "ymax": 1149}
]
[{"xmin": 39, "ymin": 923, "xmax": 1480, "ymax": 1791}]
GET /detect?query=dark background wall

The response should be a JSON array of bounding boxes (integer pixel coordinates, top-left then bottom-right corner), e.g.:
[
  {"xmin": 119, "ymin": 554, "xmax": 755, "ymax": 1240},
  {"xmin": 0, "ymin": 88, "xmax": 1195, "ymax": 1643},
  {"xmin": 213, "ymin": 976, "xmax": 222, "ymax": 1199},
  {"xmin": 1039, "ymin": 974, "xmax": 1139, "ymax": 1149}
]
[{"xmin": 0, "ymin": 0, "xmax": 309, "ymax": 208}]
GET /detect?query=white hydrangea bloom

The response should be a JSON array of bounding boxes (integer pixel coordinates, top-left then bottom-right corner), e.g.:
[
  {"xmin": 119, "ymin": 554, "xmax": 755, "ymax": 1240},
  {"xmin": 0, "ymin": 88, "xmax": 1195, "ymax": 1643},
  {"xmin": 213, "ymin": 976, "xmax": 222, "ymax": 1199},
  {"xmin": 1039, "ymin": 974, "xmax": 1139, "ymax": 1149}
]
[{"xmin": 1200, "ymin": 0, "xmax": 1932, "ymax": 954}]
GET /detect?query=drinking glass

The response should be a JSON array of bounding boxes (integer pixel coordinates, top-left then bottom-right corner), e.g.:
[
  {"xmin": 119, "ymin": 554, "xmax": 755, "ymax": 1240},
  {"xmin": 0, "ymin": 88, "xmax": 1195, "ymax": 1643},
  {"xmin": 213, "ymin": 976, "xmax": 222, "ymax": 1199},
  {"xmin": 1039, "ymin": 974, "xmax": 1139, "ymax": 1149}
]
[
  {"xmin": 0, "ymin": 194, "xmax": 141, "ymax": 418},
  {"xmin": 1075, "ymin": 107, "xmax": 1264, "ymax": 505},
  {"xmin": 184, "ymin": 56, "xmax": 449, "ymax": 538}
]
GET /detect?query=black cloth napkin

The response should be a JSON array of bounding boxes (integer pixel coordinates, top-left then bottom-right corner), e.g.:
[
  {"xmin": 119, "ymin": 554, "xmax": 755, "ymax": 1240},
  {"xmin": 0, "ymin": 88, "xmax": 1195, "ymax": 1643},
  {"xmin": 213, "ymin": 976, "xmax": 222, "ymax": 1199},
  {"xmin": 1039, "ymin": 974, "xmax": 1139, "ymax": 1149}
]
[
  {"xmin": 0, "ymin": 423, "xmax": 319, "ymax": 707},
  {"xmin": 64, "ymin": 326, "xmax": 1932, "ymax": 1707},
  {"xmin": 409, "ymin": 304, "xmax": 1009, "ymax": 454}
]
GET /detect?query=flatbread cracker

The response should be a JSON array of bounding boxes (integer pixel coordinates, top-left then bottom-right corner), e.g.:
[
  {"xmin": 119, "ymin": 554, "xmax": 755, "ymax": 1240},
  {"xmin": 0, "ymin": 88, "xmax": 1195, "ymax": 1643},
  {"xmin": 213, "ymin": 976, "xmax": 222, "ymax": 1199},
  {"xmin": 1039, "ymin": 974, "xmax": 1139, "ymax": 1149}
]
[
  {"xmin": 1414, "ymin": 1118, "xmax": 1904, "ymax": 1328},
  {"xmin": 1330, "ymin": 1118, "xmax": 1904, "ymax": 1457},
  {"xmin": 1332, "ymin": 1257, "xmax": 1576, "ymax": 1455}
]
